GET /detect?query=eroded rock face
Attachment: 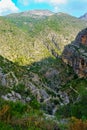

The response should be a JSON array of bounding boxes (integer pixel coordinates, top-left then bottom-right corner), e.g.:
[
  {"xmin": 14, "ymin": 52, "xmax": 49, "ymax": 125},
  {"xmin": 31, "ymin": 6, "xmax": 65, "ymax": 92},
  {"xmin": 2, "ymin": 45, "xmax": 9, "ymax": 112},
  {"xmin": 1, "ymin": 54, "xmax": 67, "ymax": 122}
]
[
  {"xmin": 62, "ymin": 28, "xmax": 87, "ymax": 77},
  {"xmin": 0, "ymin": 68, "xmax": 18, "ymax": 87},
  {"xmin": 1, "ymin": 91, "xmax": 31, "ymax": 103},
  {"xmin": 75, "ymin": 28, "xmax": 87, "ymax": 45}
]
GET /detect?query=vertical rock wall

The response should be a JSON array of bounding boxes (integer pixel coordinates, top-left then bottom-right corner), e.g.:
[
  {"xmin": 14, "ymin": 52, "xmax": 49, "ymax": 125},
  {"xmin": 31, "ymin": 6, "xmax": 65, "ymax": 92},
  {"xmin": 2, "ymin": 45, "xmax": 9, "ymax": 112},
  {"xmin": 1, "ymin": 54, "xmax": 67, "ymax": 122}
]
[{"xmin": 62, "ymin": 28, "xmax": 87, "ymax": 77}]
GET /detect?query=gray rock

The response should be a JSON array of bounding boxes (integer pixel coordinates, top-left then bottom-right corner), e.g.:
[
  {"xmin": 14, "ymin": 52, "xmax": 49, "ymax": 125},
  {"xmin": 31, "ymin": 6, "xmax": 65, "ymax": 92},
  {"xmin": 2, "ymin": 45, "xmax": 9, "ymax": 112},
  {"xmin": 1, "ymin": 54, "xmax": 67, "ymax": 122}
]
[
  {"xmin": 5, "ymin": 71, "xmax": 18, "ymax": 88},
  {"xmin": 1, "ymin": 95, "xmax": 9, "ymax": 101},
  {"xmin": 44, "ymin": 68, "xmax": 59, "ymax": 79},
  {"xmin": 0, "ymin": 68, "xmax": 7, "ymax": 86},
  {"xmin": 11, "ymin": 91, "xmax": 15, "ymax": 96},
  {"xmin": 9, "ymin": 97, "xmax": 16, "ymax": 102},
  {"xmin": 26, "ymin": 97, "xmax": 31, "ymax": 102},
  {"xmin": 15, "ymin": 93, "xmax": 21, "ymax": 100},
  {"xmin": 7, "ymin": 93, "xmax": 12, "ymax": 97},
  {"xmin": 27, "ymin": 82, "xmax": 36, "ymax": 91},
  {"xmin": 58, "ymin": 91, "xmax": 69, "ymax": 105},
  {"xmin": 1, "ymin": 91, "xmax": 22, "ymax": 102},
  {"xmin": 0, "ymin": 69, "xmax": 18, "ymax": 88},
  {"xmin": 40, "ymin": 89, "xmax": 49, "ymax": 100}
]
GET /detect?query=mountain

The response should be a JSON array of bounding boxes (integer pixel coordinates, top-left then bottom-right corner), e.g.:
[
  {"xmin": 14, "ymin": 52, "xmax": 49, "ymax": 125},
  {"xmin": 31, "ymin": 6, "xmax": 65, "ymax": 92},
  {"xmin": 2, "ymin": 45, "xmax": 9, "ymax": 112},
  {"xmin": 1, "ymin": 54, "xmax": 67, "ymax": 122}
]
[
  {"xmin": 6, "ymin": 11, "xmax": 87, "ymax": 57},
  {"xmin": 0, "ymin": 17, "xmax": 52, "ymax": 65},
  {"xmin": 8, "ymin": 10, "xmax": 54, "ymax": 17},
  {"xmin": 0, "ymin": 10, "xmax": 87, "ymax": 129},
  {"xmin": 79, "ymin": 13, "xmax": 87, "ymax": 20}
]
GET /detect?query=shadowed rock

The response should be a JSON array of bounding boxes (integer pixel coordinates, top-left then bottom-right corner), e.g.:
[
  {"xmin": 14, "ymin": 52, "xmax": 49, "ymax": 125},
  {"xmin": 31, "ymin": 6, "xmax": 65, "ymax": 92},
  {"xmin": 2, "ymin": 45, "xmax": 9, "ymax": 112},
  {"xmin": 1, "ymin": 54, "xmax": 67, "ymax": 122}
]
[{"xmin": 62, "ymin": 28, "xmax": 87, "ymax": 77}]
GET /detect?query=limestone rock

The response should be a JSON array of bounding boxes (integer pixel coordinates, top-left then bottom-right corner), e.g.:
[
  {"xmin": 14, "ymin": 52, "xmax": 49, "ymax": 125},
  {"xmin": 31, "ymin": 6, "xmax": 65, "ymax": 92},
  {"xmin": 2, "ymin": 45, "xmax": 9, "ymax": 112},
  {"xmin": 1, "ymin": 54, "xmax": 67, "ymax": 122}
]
[
  {"xmin": 15, "ymin": 93, "xmax": 22, "ymax": 100},
  {"xmin": 1, "ymin": 95, "xmax": 9, "ymax": 101},
  {"xmin": 58, "ymin": 91, "xmax": 69, "ymax": 105},
  {"xmin": 0, "ymin": 68, "xmax": 18, "ymax": 88},
  {"xmin": 1, "ymin": 91, "xmax": 22, "ymax": 102},
  {"xmin": 26, "ymin": 97, "xmax": 31, "ymax": 102},
  {"xmin": 5, "ymin": 72, "xmax": 18, "ymax": 88},
  {"xmin": 62, "ymin": 28, "xmax": 87, "ymax": 77},
  {"xmin": 40, "ymin": 89, "xmax": 49, "ymax": 100},
  {"xmin": 0, "ymin": 68, "xmax": 7, "ymax": 86},
  {"xmin": 45, "ymin": 69, "xmax": 59, "ymax": 79}
]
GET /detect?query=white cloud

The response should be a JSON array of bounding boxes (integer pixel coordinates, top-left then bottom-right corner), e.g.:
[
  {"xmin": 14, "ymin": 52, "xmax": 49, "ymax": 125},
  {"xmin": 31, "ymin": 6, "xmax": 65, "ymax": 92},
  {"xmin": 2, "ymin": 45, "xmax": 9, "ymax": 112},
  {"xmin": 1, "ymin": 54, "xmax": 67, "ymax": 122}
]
[
  {"xmin": 35, "ymin": 0, "xmax": 67, "ymax": 5},
  {"xmin": 54, "ymin": 6, "xmax": 59, "ymax": 12},
  {"xmin": 35, "ymin": 0, "xmax": 67, "ymax": 13},
  {"xmin": 0, "ymin": 0, "xmax": 19, "ymax": 16},
  {"xmin": 18, "ymin": 0, "xmax": 30, "ymax": 6}
]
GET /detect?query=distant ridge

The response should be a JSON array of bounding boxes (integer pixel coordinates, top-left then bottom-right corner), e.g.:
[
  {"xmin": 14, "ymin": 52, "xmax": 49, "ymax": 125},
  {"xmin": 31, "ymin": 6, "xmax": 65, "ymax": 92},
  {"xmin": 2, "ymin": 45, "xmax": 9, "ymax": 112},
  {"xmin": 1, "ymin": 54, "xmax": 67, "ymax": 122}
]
[
  {"xmin": 8, "ymin": 10, "xmax": 54, "ymax": 17},
  {"xmin": 79, "ymin": 13, "xmax": 87, "ymax": 20}
]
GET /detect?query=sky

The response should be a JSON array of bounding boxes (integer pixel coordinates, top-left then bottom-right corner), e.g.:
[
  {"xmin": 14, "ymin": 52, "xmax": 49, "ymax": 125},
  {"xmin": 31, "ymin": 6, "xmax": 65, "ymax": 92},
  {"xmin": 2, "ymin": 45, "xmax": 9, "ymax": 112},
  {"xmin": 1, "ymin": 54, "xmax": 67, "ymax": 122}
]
[{"xmin": 0, "ymin": 0, "xmax": 87, "ymax": 17}]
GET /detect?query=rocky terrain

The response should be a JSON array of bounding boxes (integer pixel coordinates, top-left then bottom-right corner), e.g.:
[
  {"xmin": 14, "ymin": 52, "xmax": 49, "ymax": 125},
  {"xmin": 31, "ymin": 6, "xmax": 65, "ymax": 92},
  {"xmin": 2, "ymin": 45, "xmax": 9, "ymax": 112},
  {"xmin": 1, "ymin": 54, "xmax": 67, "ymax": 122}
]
[
  {"xmin": 0, "ymin": 10, "xmax": 87, "ymax": 130},
  {"xmin": 62, "ymin": 28, "xmax": 87, "ymax": 77},
  {"xmin": 9, "ymin": 10, "xmax": 54, "ymax": 17},
  {"xmin": 6, "ymin": 11, "xmax": 87, "ymax": 58}
]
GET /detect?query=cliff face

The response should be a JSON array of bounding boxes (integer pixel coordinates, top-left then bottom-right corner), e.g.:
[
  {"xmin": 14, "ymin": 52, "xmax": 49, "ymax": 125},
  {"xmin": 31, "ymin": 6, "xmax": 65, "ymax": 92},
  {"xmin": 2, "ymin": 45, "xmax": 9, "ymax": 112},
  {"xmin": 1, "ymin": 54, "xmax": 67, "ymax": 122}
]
[{"xmin": 62, "ymin": 28, "xmax": 87, "ymax": 77}]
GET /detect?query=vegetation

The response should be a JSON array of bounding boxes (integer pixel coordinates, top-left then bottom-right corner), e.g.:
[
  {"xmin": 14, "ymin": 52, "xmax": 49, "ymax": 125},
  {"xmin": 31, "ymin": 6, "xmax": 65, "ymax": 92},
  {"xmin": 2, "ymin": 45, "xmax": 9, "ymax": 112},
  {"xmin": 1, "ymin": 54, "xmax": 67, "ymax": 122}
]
[
  {"xmin": 0, "ymin": 98, "xmax": 60, "ymax": 130},
  {"xmin": 69, "ymin": 117, "xmax": 87, "ymax": 130},
  {"xmin": 0, "ymin": 11, "xmax": 87, "ymax": 129},
  {"xmin": 5, "ymin": 13, "xmax": 87, "ymax": 64}
]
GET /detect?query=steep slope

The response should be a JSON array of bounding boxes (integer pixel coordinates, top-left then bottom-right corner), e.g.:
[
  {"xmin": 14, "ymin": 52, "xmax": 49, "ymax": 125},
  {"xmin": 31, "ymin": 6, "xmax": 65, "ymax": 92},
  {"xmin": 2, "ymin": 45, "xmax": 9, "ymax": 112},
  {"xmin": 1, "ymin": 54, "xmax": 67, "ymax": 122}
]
[
  {"xmin": 0, "ymin": 56, "xmax": 61, "ymax": 130},
  {"xmin": 0, "ymin": 16, "xmax": 76, "ymax": 114},
  {"xmin": 0, "ymin": 27, "xmax": 87, "ymax": 130},
  {"xmin": 62, "ymin": 28, "xmax": 87, "ymax": 77},
  {"xmin": 0, "ymin": 12, "xmax": 87, "ymax": 129},
  {"xmin": 0, "ymin": 17, "xmax": 51, "ymax": 65},
  {"xmin": 6, "ymin": 11, "xmax": 87, "ymax": 54},
  {"xmin": 56, "ymin": 28, "xmax": 87, "ymax": 121}
]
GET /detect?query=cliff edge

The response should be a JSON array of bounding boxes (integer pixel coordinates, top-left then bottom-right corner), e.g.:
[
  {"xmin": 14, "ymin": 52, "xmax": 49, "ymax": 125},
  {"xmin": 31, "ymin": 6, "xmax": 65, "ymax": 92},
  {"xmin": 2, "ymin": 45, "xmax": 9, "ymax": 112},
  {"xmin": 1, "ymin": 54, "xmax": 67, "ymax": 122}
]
[{"xmin": 62, "ymin": 28, "xmax": 87, "ymax": 77}]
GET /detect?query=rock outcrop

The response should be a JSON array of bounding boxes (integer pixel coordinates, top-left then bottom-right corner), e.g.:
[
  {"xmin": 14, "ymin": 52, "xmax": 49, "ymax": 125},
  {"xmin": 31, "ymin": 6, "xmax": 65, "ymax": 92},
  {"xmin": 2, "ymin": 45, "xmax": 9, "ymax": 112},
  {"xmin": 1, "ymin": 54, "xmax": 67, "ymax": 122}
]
[
  {"xmin": 0, "ymin": 68, "xmax": 18, "ymax": 87},
  {"xmin": 62, "ymin": 28, "xmax": 87, "ymax": 77},
  {"xmin": 1, "ymin": 90, "xmax": 31, "ymax": 103}
]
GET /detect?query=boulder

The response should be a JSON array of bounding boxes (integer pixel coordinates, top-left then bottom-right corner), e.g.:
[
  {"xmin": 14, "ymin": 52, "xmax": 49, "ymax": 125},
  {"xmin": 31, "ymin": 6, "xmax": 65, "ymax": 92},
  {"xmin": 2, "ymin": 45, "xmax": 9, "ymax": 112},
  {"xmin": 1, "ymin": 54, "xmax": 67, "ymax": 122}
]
[
  {"xmin": 26, "ymin": 97, "xmax": 31, "ymax": 102},
  {"xmin": 1, "ymin": 91, "xmax": 22, "ymax": 102}
]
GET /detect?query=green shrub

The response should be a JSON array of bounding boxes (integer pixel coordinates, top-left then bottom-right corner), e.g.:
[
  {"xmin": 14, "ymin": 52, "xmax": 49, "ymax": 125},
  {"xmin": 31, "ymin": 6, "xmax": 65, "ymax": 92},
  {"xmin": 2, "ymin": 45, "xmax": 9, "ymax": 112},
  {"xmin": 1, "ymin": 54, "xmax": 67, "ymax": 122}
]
[{"xmin": 0, "ymin": 121, "xmax": 13, "ymax": 130}]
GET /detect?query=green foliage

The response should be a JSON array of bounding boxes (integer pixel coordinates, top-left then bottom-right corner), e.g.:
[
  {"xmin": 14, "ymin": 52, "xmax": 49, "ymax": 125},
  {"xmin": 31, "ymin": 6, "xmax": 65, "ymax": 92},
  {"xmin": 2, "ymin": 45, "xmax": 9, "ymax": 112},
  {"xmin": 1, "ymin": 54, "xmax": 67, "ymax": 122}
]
[
  {"xmin": 56, "ymin": 91, "xmax": 87, "ymax": 119},
  {"xmin": 0, "ymin": 99, "xmax": 59, "ymax": 130},
  {"xmin": 2, "ymin": 12, "xmax": 86, "ymax": 65},
  {"xmin": 58, "ymin": 123, "xmax": 69, "ymax": 130},
  {"xmin": 13, "ymin": 84, "xmax": 25, "ymax": 95},
  {"xmin": 8, "ymin": 101, "xmax": 27, "ymax": 117},
  {"xmin": 30, "ymin": 99, "xmax": 40, "ymax": 110},
  {"xmin": 0, "ymin": 121, "xmax": 13, "ymax": 130},
  {"xmin": 56, "ymin": 77, "xmax": 87, "ymax": 120},
  {"xmin": 0, "ymin": 11, "xmax": 87, "ymax": 130}
]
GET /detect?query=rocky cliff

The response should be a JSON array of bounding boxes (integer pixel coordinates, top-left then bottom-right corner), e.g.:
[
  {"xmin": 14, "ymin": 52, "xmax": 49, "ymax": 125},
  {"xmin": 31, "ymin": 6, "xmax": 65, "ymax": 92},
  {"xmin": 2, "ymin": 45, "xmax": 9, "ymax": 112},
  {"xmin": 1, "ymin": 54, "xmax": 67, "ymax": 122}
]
[{"xmin": 62, "ymin": 28, "xmax": 87, "ymax": 77}]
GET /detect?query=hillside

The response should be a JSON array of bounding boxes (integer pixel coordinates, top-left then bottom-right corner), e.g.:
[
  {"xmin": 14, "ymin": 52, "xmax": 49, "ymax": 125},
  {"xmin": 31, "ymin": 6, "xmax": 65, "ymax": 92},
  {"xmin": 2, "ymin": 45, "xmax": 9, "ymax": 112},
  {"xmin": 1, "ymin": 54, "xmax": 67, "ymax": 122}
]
[
  {"xmin": 6, "ymin": 11, "xmax": 87, "ymax": 56},
  {"xmin": 8, "ymin": 10, "xmax": 54, "ymax": 17},
  {"xmin": 0, "ymin": 16, "xmax": 52, "ymax": 65},
  {"xmin": 0, "ymin": 11, "xmax": 87, "ymax": 130}
]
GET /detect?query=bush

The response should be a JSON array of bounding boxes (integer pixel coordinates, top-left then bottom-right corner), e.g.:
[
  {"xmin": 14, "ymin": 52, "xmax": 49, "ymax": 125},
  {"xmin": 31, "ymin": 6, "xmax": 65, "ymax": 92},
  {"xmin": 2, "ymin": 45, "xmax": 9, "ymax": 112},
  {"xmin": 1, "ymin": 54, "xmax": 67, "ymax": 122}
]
[
  {"xmin": 69, "ymin": 117, "xmax": 87, "ymax": 130},
  {"xmin": 56, "ymin": 92, "xmax": 87, "ymax": 119},
  {"xmin": 0, "ymin": 121, "xmax": 13, "ymax": 130}
]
